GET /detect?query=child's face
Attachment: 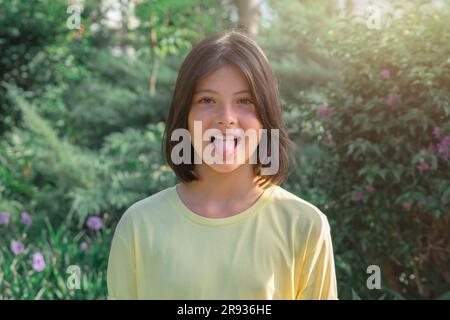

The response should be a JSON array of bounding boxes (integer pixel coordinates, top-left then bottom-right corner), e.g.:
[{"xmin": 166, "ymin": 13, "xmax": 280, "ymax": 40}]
[{"xmin": 188, "ymin": 64, "xmax": 263, "ymax": 174}]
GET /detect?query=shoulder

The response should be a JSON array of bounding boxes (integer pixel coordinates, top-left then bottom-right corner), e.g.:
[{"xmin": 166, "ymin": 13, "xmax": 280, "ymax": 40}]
[
  {"xmin": 269, "ymin": 185, "xmax": 331, "ymax": 236},
  {"xmin": 114, "ymin": 185, "xmax": 175, "ymax": 237}
]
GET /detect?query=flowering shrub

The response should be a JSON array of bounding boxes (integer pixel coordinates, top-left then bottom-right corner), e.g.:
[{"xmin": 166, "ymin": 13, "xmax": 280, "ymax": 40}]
[{"xmin": 311, "ymin": 5, "xmax": 450, "ymax": 298}]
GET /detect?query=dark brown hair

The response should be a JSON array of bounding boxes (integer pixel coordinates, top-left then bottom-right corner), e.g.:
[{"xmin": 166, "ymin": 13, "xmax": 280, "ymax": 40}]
[{"xmin": 163, "ymin": 30, "xmax": 293, "ymax": 188}]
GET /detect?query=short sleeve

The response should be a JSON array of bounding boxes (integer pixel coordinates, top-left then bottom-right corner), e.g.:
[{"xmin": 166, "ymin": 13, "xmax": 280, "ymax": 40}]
[
  {"xmin": 107, "ymin": 230, "xmax": 138, "ymax": 299},
  {"xmin": 295, "ymin": 214, "xmax": 338, "ymax": 300}
]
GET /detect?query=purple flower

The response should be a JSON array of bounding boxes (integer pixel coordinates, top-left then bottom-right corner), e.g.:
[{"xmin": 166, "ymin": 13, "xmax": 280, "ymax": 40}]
[
  {"xmin": 366, "ymin": 185, "xmax": 375, "ymax": 193},
  {"xmin": 80, "ymin": 242, "xmax": 88, "ymax": 252},
  {"xmin": 316, "ymin": 105, "xmax": 332, "ymax": 117},
  {"xmin": 0, "ymin": 212, "xmax": 10, "ymax": 225},
  {"xmin": 420, "ymin": 144, "xmax": 437, "ymax": 155},
  {"xmin": 32, "ymin": 252, "xmax": 46, "ymax": 272},
  {"xmin": 10, "ymin": 240, "xmax": 25, "ymax": 255},
  {"xmin": 324, "ymin": 133, "xmax": 333, "ymax": 144},
  {"xmin": 432, "ymin": 127, "xmax": 442, "ymax": 139},
  {"xmin": 21, "ymin": 212, "xmax": 32, "ymax": 226},
  {"xmin": 352, "ymin": 192, "xmax": 363, "ymax": 202},
  {"xmin": 427, "ymin": 144, "xmax": 437, "ymax": 154},
  {"xmin": 438, "ymin": 149, "xmax": 450, "ymax": 160},
  {"xmin": 417, "ymin": 160, "xmax": 431, "ymax": 172},
  {"xmin": 385, "ymin": 97, "xmax": 398, "ymax": 106},
  {"xmin": 437, "ymin": 143, "xmax": 449, "ymax": 156},
  {"xmin": 380, "ymin": 68, "xmax": 391, "ymax": 79},
  {"xmin": 437, "ymin": 136, "xmax": 450, "ymax": 159},
  {"xmin": 437, "ymin": 135, "xmax": 449, "ymax": 150},
  {"xmin": 86, "ymin": 216, "xmax": 103, "ymax": 231},
  {"xmin": 440, "ymin": 135, "xmax": 450, "ymax": 146}
]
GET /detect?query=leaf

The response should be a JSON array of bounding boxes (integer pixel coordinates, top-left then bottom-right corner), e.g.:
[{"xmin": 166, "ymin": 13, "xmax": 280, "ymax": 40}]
[{"xmin": 351, "ymin": 289, "xmax": 362, "ymax": 300}]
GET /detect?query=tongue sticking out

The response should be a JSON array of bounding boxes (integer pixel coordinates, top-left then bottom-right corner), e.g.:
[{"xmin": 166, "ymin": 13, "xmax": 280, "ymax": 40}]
[{"xmin": 213, "ymin": 139, "xmax": 235, "ymax": 158}]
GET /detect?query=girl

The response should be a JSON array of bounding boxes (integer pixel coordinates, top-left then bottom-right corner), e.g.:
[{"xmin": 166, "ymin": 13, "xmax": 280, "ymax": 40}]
[{"xmin": 107, "ymin": 30, "xmax": 337, "ymax": 300}]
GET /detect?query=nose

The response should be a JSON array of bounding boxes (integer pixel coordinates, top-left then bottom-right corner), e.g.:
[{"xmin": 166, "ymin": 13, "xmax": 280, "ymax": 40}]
[{"xmin": 216, "ymin": 101, "xmax": 237, "ymax": 126}]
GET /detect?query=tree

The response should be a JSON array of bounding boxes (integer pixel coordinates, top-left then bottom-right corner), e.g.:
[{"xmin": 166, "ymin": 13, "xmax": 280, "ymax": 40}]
[{"xmin": 233, "ymin": 0, "xmax": 262, "ymax": 36}]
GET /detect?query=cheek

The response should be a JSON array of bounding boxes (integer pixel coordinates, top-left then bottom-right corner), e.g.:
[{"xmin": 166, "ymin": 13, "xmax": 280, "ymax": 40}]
[
  {"xmin": 188, "ymin": 108, "xmax": 211, "ymax": 144},
  {"xmin": 241, "ymin": 115, "xmax": 263, "ymax": 132},
  {"xmin": 187, "ymin": 108, "xmax": 200, "ymax": 134},
  {"xmin": 188, "ymin": 107, "xmax": 209, "ymax": 124}
]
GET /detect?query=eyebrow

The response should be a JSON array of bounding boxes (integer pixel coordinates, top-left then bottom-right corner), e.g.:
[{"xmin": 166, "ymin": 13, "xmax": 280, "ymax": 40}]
[{"xmin": 193, "ymin": 89, "xmax": 251, "ymax": 95}]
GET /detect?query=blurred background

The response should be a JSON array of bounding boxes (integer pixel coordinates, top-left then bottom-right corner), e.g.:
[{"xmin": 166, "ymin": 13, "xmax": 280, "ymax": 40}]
[{"xmin": 0, "ymin": 0, "xmax": 449, "ymax": 300}]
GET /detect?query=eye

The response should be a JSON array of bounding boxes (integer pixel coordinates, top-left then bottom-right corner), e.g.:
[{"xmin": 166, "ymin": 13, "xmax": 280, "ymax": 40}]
[
  {"xmin": 237, "ymin": 98, "xmax": 254, "ymax": 105},
  {"xmin": 198, "ymin": 97, "xmax": 215, "ymax": 104}
]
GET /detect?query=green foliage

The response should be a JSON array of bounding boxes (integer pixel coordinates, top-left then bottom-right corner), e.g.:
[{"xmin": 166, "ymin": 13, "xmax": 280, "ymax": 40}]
[
  {"xmin": 1, "ymin": 83, "xmax": 176, "ymax": 299},
  {"xmin": 7, "ymin": 85, "xmax": 98, "ymax": 188},
  {"xmin": 309, "ymin": 5, "xmax": 450, "ymax": 299},
  {"xmin": 259, "ymin": 0, "xmax": 341, "ymax": 103},
  {"xmin": 0, "ymin": 0, "xmax": 69, "ymax": 134},
  {"xmin": 4, "ymin": 85, "xmax": 176, "ymax": 224},
  {"xmin": 63, "ymin": 49, "xmax": 177, "ymax": 148},
  {"xmin": 2, "ymin": 0, "xmax": 448, "ymax": 300},
  {"xmin": 134, "ymin": 0, "xmax": 230, "ymax": 52},
  {"xmin": 0, "ymin": 0, "xmax": 223, "ymax": 300},
  {"xmin": 0, "ymin": 214, "xmax": 111, "ymax": 299},
  {"xmin": 264, "ymin": 0, "xmax": 450, "ymax": 299}
]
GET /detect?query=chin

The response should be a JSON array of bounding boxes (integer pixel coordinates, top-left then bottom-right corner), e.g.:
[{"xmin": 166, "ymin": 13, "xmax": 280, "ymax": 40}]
[{"xmin": 207, "ymin": 163, "xmax": 243, "ymax": 174}]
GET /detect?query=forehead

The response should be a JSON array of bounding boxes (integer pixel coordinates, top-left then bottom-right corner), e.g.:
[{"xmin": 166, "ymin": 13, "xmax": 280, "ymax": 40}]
[{"xmin": 194, "ymin": 64, "xmax": 250, "ymax": 93}]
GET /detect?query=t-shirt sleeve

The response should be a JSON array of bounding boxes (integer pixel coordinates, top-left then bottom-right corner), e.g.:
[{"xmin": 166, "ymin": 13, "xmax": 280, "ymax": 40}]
[
  {"xmin": 107, "ymin": 220, "xmax": 138, "ymax": 300},
  {"xmin": 295, "ymin": 213, "xmax": 338, "ymax": 300}
]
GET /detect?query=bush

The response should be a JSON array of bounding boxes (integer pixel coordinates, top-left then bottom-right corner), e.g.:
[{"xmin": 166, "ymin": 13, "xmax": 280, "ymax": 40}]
[
  {"xmin": 311, "ymin": 4, "xmax": 450, "ymax": 299},
  {"xmin": 3, "ymin": 86, "xmax": 176, "ymax": 225},
  {"xmin": 0, "ymin": 0, "xmax": 68, "ymax": 134}
]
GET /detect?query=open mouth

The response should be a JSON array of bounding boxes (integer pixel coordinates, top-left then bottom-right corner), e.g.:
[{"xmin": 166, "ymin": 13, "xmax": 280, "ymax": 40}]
[
  {"xmin": 209, "ymin": 136, "xmax": 240, "ymax": 148},
  {"xmin": 208, "ymin": 135, "xmax": 242, "ymax": 159}
]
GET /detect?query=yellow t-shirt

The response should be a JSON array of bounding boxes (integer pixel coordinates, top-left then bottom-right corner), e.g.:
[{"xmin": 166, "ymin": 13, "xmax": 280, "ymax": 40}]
[{"xmin": 107, "ymin": 183, "xmax": 338, "ymax": 300}]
